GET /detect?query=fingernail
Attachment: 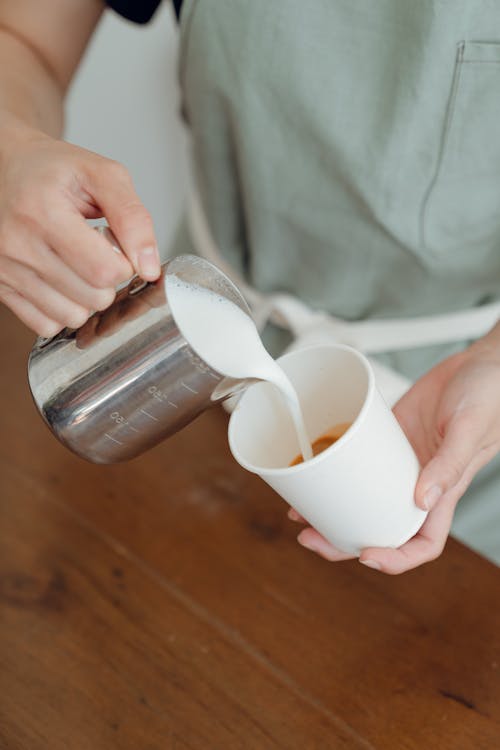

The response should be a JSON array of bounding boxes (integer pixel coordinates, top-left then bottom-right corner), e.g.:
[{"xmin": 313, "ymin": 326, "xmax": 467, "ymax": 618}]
[
  {"xmin": 138, "ymin": 247, "xmax": 160, "ymax": 280},
  {"xmin": 423, "ymin": 484, "xmax": 442, "ymax": 511},
  {"xmin": 297, "ymin": 532, "xmax": 316, "ymax": 552},
  {"xmin": 360, "ymin": 559, "xmax": 381, "ymax": 570},
  {"xmin": 288, "ymin": 508, "xmax": 301, "ymax": 522}
]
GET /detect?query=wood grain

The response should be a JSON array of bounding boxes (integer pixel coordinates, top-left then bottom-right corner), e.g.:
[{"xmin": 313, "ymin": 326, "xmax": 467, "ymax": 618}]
[{"xmin": 1, "ymin": 306, "xmax": 499, "ymax": 749}]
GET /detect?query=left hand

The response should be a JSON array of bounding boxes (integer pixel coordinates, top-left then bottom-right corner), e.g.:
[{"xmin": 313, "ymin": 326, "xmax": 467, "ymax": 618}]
[{"xmin": 292, "ymin": 328, "xmax": 500, "ymax": 574}]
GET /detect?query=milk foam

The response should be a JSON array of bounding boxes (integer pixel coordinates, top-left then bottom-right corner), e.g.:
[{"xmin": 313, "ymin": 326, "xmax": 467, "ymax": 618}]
[{"xmin": 166, "ymin": 276, "xmax": 313, "ymax": 462}]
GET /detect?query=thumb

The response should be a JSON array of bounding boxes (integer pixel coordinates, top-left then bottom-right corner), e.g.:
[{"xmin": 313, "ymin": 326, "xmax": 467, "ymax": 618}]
[
  {"xmin": 415, "ymin": 411, "xmax": 484, "ymax": 511},
  {"xmin": 89, "ymin": 159, "xmax": 161, "ymax": 281}
]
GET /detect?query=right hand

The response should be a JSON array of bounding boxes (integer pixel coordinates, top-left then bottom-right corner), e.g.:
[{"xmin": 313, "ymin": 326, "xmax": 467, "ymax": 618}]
[{"xmin": 0, "ymin": 124, "xmax": 160, "ymax": 337}]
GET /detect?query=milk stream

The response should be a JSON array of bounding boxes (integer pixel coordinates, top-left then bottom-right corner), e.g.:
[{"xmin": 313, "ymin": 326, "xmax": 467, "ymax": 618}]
[{"xmin": 166, "ymin": 276, "xmax": 313, "ymax": 462}]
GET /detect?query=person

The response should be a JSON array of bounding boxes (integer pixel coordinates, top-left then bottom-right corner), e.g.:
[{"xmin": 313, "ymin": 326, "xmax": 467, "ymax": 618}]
[{"xmin": 1, "ymin": 0, "xmax": 500, "ymax": 574}]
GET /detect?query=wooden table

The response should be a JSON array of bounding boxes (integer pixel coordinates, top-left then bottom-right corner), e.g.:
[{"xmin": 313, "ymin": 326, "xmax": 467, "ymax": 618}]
[{"xmin": 1, "ymin": 306, "xmax": 499, "ymax": 750}]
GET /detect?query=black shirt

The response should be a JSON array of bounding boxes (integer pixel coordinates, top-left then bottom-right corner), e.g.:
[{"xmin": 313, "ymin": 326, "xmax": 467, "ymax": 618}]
[{"xmin": 105, "ymin": 0, "xmax": 182, "ymax": 24}]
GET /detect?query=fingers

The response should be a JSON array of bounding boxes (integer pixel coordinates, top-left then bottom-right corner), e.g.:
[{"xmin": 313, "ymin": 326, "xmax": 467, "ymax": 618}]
[
  {"xmin": 288, "ymin": 507, "xmax": 306, "ymax": 523},
  {"xmin": 358, "ymin": 421, "xmax": 489, "ymax": 575},
  {"xmin": 292, "ymin": 493, "xmax": 456, "ymax": 574},
  {"xmin": 0, "ymin": 283, "xmax": 60, "ymax": 339},
  {"xmin": 45, "ymin": 213, "xmax": 134, "ymax": 289},
  {"xmin": 296, "ymin": 528, "xmax": 356, "ymax": 562},
  {"xmin": 29, "ymin": 240, "xmax": 116, "ymax": 312},
  {"xmin": 0, "ymin": 257, "xmax": 90, "ymax": 330},
  {"xmin": 0, "ymin": 225, "xmax": 117, "ymax": 336},
  {"xmin": 414, "ymin": 410, "xmax": 486, "ymax": 512},
  {"xmin": 287, "ymin": 506, "xmax": 355, "ymax": 561},
  {"xmin": 359, "ymin": 493, "xmax": 457, "ymax": 574},
  {"xmin": 88, "ymin": 161, "xmax": 161, "ymax": 281}
]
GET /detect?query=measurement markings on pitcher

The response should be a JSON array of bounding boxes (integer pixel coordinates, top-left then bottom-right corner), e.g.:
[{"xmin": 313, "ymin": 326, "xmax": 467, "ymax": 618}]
[
  {"xmin": 105, "ymin": 432, "xmax": 124, "ymax": 446},
  {"xmin": 180, "ymin": 381, "xmax": 198, "ymax": 395},
  {"xmin": 148, "ymin": 385, "xmax": 180, "ymax": 409},
  {"xmin": 140, "ymin": 408, "xmax": 159, "ymax": 422},
  {"xmin": 110, "ymin": 411, "xmax": 141, "ymax": 433},
  {"xmin": 185, "ymin": 348, "xmax": 221, "ymax": 380}
]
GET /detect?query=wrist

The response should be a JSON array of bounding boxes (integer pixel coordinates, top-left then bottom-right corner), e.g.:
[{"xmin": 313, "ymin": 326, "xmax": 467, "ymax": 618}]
[
  {"xmin": 0, "ymin": 109, "xmax": 47, "ymax": 141},
  {"xmin": 470, "ymin": 320, "xmax": 500, "ymax": 361},
  {"xmin": 0, "ymin": 113, "xmax": 48, "ymax": 166}
]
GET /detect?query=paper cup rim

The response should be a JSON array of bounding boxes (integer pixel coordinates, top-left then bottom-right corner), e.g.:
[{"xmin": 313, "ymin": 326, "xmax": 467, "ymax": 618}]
[{"xmin": 228, "ymin": 343, "xmax": 375, "ymax": 477}]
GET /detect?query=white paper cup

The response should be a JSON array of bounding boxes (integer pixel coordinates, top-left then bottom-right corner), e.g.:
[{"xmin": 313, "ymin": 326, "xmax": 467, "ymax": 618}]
[{"xmin": 228, "ymin": 344, "xmax": 427, "ymax": 555}]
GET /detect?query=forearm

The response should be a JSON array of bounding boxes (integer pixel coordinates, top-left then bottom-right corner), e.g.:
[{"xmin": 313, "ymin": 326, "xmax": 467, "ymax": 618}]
[
  {"xmin": 0, "ymin": 27, "xmax": 63, "ymax": 140},
  {"xmin": 0, "ymin": 0, "xmax": 104, "ymax": 143}
]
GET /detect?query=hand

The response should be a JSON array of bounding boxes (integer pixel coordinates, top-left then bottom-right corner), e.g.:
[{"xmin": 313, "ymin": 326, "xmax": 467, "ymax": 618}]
[
  {"xmin": 0, "ymin": 122, "xmax": 160, "ymax": 337},
  {"xmin": 291, "ymin": 332, "xmax": 500, "ymax": 573}
]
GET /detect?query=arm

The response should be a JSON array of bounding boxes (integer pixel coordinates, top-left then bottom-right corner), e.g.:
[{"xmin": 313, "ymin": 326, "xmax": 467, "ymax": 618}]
[
  {"xmin": 0, "ymin": 0, "xmax": 160, "ymax": 337},
  {"xmin": 0, "ymin": 0, "xmax": 104, "ymax": 136}
]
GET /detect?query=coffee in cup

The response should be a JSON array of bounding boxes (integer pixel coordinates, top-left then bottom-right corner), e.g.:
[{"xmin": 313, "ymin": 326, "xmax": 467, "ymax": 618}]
[{"xmin": 290, "ymin": 422, "xmax": 351, "ymax": 466}]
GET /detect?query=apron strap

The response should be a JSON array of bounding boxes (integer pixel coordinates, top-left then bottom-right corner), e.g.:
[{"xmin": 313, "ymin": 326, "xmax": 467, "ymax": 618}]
[{"xmin": 188, "ymin": 189, "xmax": 500, "ymax": 354}]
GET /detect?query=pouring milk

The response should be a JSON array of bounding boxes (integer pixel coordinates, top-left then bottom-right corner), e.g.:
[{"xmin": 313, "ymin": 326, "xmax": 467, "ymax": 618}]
[{"xmin": 165, "ymin": 276, "xmax": 313, "ymax": 462}]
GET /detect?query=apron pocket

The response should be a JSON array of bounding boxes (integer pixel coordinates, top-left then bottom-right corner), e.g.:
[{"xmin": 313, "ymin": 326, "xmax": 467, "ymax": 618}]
[{"xmin": 420, "ymin": 41, "xmax": 500, "ymax": 257}]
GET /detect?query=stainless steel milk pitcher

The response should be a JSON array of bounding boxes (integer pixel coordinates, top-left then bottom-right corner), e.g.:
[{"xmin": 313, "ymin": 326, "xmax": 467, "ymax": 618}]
[{"xmin": 28, "ymin": 247, "xmax": 252, "ymax": 463}]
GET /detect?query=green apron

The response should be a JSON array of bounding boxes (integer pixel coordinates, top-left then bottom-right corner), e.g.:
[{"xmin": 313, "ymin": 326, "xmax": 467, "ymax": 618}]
[{"xmin": 174, "ymin": 0, "xmax": 500, "ymax": 563}]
